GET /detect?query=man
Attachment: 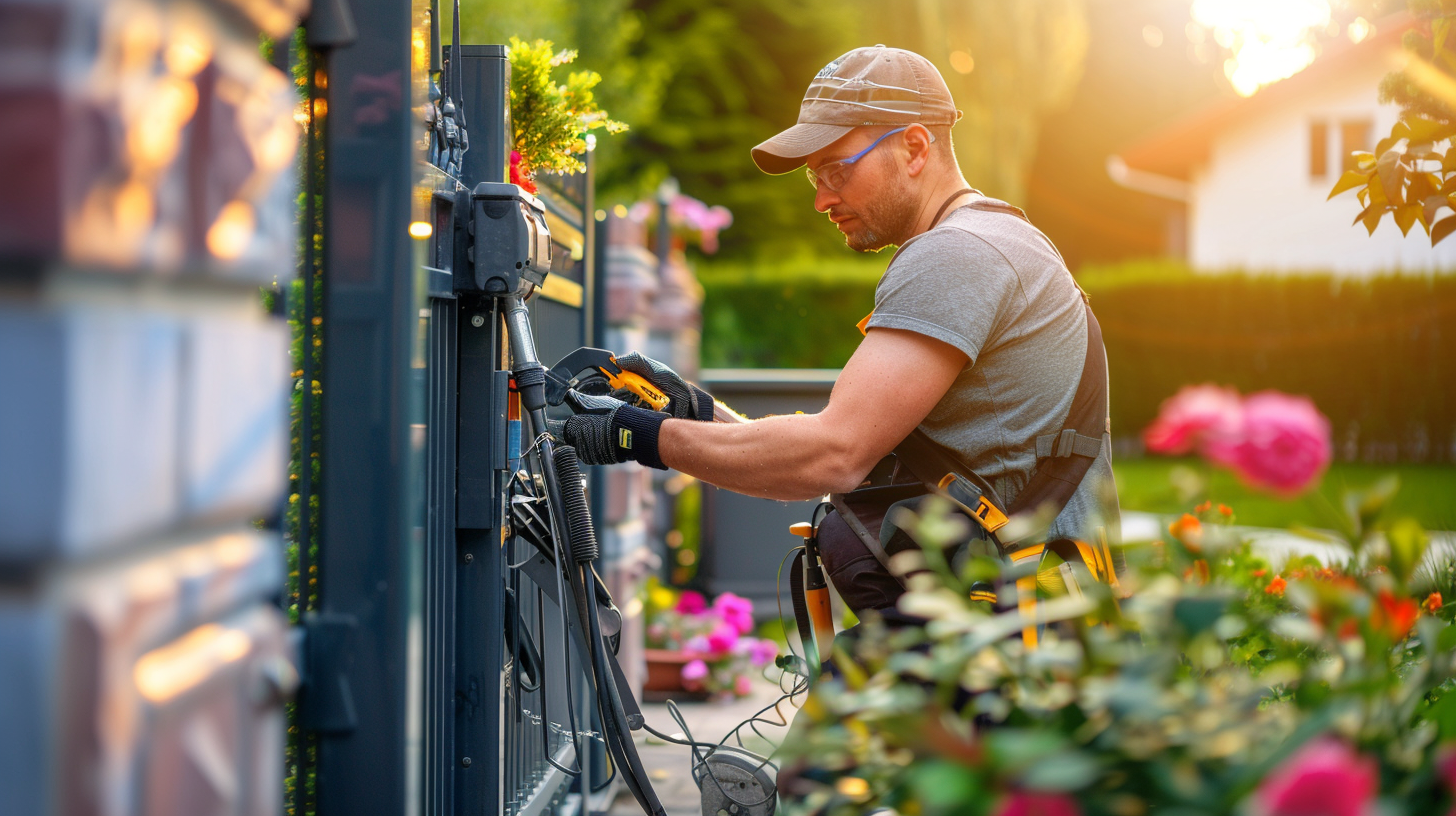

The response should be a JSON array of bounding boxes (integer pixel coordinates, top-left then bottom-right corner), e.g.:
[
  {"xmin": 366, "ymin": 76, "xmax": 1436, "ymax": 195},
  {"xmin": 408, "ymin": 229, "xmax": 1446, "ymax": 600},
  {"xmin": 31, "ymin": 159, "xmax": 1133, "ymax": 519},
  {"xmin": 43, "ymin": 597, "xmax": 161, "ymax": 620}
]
[{"xmin": 561, "ymin": 45, "xmax": 1118, "ymax": 600}]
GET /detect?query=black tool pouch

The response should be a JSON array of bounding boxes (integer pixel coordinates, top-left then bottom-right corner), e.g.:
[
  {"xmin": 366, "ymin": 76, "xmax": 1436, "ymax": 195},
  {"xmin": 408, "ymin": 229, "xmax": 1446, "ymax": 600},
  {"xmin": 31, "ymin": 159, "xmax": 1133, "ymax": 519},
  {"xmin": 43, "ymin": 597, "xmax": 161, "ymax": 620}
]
[{"xmin": 818, "ymin": 483, "xmax": 925, "ymax": 615}]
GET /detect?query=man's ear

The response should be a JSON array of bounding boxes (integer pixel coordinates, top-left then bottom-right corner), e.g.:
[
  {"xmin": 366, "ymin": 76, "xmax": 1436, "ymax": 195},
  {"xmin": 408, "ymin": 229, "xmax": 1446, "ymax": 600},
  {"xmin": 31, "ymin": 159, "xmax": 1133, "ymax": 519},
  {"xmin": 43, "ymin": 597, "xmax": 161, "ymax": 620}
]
[{"xmin": 903, "ymin": 124, "xmax": 934, "ymax": 177}]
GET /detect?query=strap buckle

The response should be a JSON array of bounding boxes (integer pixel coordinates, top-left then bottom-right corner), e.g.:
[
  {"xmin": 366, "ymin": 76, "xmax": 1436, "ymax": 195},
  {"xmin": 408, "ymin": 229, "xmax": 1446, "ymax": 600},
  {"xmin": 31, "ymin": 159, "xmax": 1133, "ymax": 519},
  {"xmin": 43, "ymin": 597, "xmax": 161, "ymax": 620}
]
[
  {"xmin": 937, "ymin": 473, "xmax": 1009, "ymax": 533},
  {"xmin": 1055, "ymin": 428, "xmax": 1077, "ymax": 458}
]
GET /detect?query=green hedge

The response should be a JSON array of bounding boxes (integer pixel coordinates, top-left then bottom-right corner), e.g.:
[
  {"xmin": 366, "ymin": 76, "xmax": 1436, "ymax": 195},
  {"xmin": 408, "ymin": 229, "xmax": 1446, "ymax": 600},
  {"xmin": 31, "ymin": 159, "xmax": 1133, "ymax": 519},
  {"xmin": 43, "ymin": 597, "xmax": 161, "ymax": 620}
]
[
  {"xmin": 700, "ymin": 259, "xmax": 1456, "ymax": 462},
  {"xmin": 698, "ymin": 256, "xmax": 882, "ymax": 368}
]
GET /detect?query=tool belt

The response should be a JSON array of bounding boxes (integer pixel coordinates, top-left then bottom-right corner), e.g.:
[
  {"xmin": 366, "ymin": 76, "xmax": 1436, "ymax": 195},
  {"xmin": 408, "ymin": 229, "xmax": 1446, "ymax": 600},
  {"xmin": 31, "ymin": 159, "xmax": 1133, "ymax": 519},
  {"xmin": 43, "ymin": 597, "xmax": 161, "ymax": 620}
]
[{"xmin": 816, "ymin": 300, "xmax": 1119, "ymax": 619}]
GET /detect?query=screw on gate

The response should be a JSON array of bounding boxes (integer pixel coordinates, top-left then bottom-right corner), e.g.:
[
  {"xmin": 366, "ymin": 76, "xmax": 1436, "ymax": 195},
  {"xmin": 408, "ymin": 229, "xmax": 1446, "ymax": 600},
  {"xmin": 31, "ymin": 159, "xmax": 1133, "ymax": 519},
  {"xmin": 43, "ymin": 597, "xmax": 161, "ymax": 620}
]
[
  {"xmin": 470, "ymin": 315, "xmax": 485, "ymax": 327},
  {"xmin": 463, "ymin": 553, "xmax": 473, "ymax": 564},
  {"xmin": 461, "ymin": 756, "xmax": 472, "ymax": 767}
]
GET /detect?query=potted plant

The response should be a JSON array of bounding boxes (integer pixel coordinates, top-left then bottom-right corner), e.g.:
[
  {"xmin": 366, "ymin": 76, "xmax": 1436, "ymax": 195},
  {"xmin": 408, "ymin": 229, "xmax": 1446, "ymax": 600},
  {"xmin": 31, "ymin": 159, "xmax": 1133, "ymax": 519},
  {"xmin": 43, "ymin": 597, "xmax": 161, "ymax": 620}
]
[
  {"xmin": 642, "ymin": 578, "xmax": 778, "ymax": 701},
  {"xmin": 506, "ymin": 37, "xmax": 626, "ymax": 194}
]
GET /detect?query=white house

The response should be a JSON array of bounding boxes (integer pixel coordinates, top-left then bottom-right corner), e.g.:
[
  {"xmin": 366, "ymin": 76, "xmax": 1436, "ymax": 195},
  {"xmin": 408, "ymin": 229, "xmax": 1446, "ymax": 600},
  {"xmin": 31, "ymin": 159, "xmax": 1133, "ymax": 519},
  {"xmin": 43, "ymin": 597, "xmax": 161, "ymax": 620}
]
[{"xmin": 1112, "ymin": 21, "xmax": 1456, "ymax": 275}]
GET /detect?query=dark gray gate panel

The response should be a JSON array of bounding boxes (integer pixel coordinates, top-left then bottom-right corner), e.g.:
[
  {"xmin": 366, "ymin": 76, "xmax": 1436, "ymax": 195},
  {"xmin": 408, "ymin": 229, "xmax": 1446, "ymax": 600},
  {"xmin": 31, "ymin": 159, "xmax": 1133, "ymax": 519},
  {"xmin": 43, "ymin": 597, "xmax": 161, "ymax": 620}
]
[
  {"xmin": 697, "ymin": 370, "xmax": 839, "ymax": 612},
  {"xmin": 311, "ymin": 0, "xmax": 427, "ymax": 811}
]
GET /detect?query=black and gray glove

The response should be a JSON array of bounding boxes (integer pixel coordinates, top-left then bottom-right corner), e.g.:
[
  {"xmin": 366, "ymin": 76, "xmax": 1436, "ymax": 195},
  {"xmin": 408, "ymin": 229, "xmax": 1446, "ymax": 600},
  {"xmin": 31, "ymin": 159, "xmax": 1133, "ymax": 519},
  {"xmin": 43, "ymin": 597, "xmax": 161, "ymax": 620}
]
[
  {"xmin": 613, "ymin": 352, "xmax": 714, "ymax": 421},
  {"xmin": 553, "ymin": 403, "xmax": 670, "ymax": 469}
]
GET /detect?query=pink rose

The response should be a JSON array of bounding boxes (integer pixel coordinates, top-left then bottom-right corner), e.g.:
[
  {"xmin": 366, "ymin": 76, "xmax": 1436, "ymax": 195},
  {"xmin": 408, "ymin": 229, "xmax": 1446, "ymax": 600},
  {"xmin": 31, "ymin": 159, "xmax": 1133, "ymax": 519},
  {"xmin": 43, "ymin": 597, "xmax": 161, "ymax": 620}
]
[
  {"xmin": 1437, "ymin": 743, "xmax": 1456, "ymax": 790},
  {"xmin": 675, "ymin": 590, "xmax": 707, "ymax": 615},
  {"xmin": 681, "ymin": 659, "xmax": 708, "ymax": 683},
  {"xmin": 712, "ymin": 592, "xmax": 755, "ymax": 636},
  {"xmin": 706, "ymin": 621, "xmax": 738, "ymax": 654},
  {"xmin": 734, "ymin": 674, "xmax": 753, "ymax": 696},
  {"xmin": 1218, "ymin": 391, "xmax": 1331, "ymax": 497},
  {"xmin": 1253, "ymin": 738, "xmax": 1377, "ymax": 816},
  {"xmin": 993, "ymin": 792, "xmax": 1082, "ymax": 816},
  {"xmin": 749, "ymin": 638, "xmax": 779, "ymax": 668},
  {"xmin": 1144, "ymin": 384, "xmax": 1244, "ymax": 457}
]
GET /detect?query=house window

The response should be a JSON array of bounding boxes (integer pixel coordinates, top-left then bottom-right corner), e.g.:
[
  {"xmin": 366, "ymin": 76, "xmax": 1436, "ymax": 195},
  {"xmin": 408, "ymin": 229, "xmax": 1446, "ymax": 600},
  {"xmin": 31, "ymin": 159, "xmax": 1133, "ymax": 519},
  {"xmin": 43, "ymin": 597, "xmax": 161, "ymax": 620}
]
[
  {"xmin": 1341, "ymin": 119, "xmax": 1372, "ymax": 173},
  {"xmin": 1309, "ymin": 120, "xmax": 1328, "ymax": 178}
]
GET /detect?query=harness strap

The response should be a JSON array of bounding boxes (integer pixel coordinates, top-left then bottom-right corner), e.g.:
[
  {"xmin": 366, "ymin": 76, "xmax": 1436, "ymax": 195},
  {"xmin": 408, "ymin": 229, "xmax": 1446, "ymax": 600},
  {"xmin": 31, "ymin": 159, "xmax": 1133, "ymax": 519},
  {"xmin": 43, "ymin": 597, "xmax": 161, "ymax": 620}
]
[
  {"xmin": 1034, "ymin": 429, "xmax": 1103, "ymax": 460},
  {"xmin": 892, "ymin": 301, "xmax": 1111, "ymax": 539}
]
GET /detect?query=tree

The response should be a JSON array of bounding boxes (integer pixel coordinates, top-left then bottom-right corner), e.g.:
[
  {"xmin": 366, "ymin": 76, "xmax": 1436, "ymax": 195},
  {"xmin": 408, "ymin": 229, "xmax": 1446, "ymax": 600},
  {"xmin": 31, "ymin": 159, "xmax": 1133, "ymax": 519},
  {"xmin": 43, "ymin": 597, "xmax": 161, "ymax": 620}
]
[
  {"xmin": 1330, "ymin": 0, "xmax": 1456, "ymax": 245},
  {"xmin": 849, "ymin": 0, "xmax": 1090, "ymax": 205}
]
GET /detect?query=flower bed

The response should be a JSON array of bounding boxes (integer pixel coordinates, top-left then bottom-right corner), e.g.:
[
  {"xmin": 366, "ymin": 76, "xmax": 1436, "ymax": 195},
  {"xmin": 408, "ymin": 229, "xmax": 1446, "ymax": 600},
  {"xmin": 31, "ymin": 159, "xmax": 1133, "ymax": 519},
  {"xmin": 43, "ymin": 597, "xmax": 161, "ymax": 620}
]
[
  {"xmin": 643, "ymin": 579, "xmax": 778, "ymax": 701},
  {"xmin": 778, "ymin": 389, "xmax": 1456, "ymax": 815}
]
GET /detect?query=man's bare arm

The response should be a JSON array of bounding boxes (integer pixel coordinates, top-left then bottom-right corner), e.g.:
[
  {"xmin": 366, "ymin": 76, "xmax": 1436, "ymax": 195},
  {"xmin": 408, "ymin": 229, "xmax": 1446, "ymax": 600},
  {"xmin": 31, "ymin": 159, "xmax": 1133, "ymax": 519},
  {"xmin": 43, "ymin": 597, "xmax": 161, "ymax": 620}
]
[{"xmin": 659, "ymin": 328, "xmax": 967, "ymax": 500}]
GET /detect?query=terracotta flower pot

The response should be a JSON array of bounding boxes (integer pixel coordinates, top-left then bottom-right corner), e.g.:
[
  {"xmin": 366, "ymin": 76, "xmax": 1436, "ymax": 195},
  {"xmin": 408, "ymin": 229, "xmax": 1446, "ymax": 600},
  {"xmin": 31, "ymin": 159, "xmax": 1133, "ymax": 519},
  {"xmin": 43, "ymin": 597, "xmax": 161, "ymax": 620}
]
[{"xmin": 642, "ymin": 648, "xmax": 711, "ymax": 701}]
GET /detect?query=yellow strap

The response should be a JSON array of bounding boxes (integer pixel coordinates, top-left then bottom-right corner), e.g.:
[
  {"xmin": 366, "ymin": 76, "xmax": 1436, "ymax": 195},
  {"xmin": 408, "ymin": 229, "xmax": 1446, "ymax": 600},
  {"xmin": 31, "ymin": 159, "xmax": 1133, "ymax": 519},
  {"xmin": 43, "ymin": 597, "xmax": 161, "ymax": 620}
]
[
  {"xmin": 1072, "ymin": 540, "xmax": 1105, "ymax": 583},
  {"xmin": 1008, "ymin": 543, "xmax": 1045, "ymax": 563},
  {"xmin": 1017, "ymin": 574, "xmax": 1039, "ymax": 649},
  {"xmin": 1096, "ymin": 527, "xmax": 1124, "ymax": 597}
]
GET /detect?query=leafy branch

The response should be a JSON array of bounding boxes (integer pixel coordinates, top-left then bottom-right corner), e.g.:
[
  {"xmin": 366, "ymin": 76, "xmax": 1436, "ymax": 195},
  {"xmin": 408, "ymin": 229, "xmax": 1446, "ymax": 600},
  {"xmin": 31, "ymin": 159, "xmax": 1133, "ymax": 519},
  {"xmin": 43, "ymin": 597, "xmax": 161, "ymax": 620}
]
[
  {"xmin": 1331, "ymin": 2, "xmax": 1456, "ymax": 244},
  {"xmin": 507, "ymin": 36, "xmax": 627, "ymax": 183}
]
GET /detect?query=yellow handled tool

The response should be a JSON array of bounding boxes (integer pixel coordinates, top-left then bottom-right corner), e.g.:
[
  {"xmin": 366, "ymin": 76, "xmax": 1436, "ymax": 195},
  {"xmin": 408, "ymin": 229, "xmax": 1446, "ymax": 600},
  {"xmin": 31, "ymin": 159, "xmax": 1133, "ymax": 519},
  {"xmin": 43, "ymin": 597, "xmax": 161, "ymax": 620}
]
[
  {"xmin": 601, "ymin": 365, "xmax": 670, "ymax": 412},
  {"xmin": 545, "ymin": 347, "xmax": 670, "ymax": 412}
]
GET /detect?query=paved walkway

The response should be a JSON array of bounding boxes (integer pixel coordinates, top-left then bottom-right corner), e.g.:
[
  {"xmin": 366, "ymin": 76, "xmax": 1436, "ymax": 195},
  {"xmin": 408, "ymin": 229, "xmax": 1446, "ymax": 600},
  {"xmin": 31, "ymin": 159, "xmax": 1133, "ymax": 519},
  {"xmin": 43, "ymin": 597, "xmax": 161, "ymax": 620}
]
[{"xmin": 607, "ymin": 674, "xmax": 798, "ymax": 815}]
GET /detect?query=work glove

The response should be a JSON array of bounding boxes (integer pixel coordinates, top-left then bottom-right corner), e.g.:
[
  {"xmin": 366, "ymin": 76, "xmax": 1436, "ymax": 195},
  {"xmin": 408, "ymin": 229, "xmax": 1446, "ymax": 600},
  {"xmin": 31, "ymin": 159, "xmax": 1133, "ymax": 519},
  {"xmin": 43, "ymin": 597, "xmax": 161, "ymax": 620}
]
[
  {"xmin": 613, "ymin": 352, "xmax": 714, "ymax": 421},
  {"xmin": 551, "ymin": 391, "xmax": 669, "ymax": 469}
]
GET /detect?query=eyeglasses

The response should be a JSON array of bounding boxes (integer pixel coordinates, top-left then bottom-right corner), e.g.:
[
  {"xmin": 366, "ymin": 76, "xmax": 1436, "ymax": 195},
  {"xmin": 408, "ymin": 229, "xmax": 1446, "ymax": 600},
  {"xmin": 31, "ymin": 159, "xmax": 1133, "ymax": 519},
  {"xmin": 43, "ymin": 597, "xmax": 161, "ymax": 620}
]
[{"xmin": 805, "ymin": 126, "xmax": 933, "ymax": 192}]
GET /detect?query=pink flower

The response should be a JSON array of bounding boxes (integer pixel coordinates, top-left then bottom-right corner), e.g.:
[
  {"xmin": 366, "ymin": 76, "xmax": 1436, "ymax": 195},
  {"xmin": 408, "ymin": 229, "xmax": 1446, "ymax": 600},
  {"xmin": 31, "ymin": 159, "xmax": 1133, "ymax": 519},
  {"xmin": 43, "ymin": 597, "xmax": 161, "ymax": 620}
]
[
  {"xmin": 712, "ymin": 592, "xmax": 755, "ymax": 636},
  {"xmin": 675, "ymin": 590, "xmax": 707, "ymax": 615},
  {"xmin": 1436, "ymin": 743, "xmax": 1456, "ymax": 790},
  {"xmin": 681, "ymin": 659, "xmax": 708, "ymax": 682},
  {"xmin": 1144, "ymin": 384, "xmax": 1243, "ymax": 457},
  {"xmin": 684, "ymin": 635, "xmax": 711, "ymax": 654},
  {"xmin": 734, "ymin": 674, "xmax": 753, "ymax": 696},
  {"xmin": 1253, "ymin": 738, "xmax": 1377, "ymax": 816},
  {"xmin": 508, "ymin": 151, "xmax": 537, "ymax": 194},
  {"xmin": 993, "ymin": 792, "xmax": 1082, "ymax": 816},
  {"xmin": 1219, "ymin": 391, "xmax": 1331, "ymax": 497},
  {"xmin": 749, "ymin": 639, "xmax": 779, "ymax": 667},
  {"xmin": 706, "ymin": 621, "xmax": 738, "ymax": 654}
]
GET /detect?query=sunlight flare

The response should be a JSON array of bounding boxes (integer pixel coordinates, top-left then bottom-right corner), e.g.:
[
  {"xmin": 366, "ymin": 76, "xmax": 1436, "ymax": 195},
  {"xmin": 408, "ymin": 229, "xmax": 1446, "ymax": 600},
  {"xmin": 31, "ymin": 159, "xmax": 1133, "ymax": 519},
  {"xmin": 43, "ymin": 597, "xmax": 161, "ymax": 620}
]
[{"xmin": 1191, "ymin": 0, "xmax": 1333, "ymax": 96}]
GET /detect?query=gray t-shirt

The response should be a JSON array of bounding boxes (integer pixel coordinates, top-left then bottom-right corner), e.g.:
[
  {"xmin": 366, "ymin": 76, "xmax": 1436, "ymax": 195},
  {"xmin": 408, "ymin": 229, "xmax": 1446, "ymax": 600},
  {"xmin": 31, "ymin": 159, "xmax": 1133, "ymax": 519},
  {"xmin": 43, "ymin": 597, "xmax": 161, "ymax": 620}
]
[{"xmin": 865, "ymin": 197, "xmax": 1119, "ymax": 543}]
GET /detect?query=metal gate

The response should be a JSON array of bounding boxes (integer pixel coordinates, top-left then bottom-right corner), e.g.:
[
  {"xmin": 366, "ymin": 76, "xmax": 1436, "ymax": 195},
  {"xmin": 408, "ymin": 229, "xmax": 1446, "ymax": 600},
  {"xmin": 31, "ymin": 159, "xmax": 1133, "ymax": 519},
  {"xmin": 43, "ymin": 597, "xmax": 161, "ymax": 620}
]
[{"xmin": 292, "ymin": 3, "xmax": 610, "ymax": 814}]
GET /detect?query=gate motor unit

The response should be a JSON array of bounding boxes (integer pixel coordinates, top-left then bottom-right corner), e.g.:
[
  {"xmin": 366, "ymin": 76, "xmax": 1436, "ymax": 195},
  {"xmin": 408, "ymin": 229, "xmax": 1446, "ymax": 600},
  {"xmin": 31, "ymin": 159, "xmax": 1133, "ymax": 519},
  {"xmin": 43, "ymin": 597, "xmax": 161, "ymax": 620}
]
[{"xmin": 461, "ymin": 181, "xmax": 552, "ymax": 296}]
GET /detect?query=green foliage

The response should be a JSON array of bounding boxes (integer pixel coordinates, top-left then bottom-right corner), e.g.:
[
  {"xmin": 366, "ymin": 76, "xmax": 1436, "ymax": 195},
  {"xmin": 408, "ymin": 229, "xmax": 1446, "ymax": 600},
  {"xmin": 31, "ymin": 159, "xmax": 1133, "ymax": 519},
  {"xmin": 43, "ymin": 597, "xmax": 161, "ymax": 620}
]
[
  {"xmin": 848, "ymin": 0, "xmax": 1089, "ymax": 205},
  {"xmin": 702, "ymin": 258, "xmax": 1456, "ymax": 461},
  {"xmin": 455, "ymin": 0, "xmax": 1092, "ymax": 260},
  {"xmin": 1083, "ymin": 265, "xmax": 1456, "ymax": 457},
  {"xmin": 1332, "ymin": 1, "xmax": 1456, "ymax": 243},
  {"xmin": 699, "ymin": 256, "xmax": 881, "ymax": 368},
  {"xmin": 1113, "ymin": 458, "xmax": 1456, "ymax": 532},
  {"xmin": 779, "ymin": 492, "xmax": 1456, "ymax": 816},
  {"xmin": 506, "ymin": 37, "xmax": 626, "ymax": 179}
]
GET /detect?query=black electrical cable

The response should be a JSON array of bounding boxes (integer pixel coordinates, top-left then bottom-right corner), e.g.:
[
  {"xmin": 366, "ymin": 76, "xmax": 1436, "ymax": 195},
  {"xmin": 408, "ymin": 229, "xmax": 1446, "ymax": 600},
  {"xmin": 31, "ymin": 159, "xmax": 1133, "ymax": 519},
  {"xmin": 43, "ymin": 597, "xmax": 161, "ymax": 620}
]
[
  {"xmin": 535, "ymin": 431, "xmax": 587, "ymax": 777},
  {"xmin": 541, "ymin": 423, "xmax": 664, "ymax": 816},
  {"xmin": 583, "ymin": 563, "xmax": 666, "ymax": 815}
]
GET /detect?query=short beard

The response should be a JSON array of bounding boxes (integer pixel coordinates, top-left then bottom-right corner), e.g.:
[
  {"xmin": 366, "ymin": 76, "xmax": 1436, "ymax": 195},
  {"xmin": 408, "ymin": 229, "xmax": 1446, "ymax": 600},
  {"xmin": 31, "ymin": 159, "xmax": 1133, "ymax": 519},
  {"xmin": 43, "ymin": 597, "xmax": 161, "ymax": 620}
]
[{"xmin": 839, "ymin": 177, "xmax": 918, "ymax": 252}]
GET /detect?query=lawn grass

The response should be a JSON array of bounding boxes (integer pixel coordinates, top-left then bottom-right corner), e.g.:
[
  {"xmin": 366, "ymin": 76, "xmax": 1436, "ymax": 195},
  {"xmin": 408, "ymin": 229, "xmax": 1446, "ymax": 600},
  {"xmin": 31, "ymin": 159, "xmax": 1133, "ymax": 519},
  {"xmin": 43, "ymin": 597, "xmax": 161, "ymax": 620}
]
[{"xmin": 1113, "ymin": 457, "xmax": 1456, "ymax": 532}]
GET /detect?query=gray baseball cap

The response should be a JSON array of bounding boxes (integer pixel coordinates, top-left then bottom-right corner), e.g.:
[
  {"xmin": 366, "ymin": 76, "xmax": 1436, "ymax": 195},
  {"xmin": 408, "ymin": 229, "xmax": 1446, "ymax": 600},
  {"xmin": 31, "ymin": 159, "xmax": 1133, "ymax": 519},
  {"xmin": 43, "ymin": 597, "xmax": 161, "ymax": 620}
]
[{"xmin": 752, "ymin": 45, "xmax": 962, "ymax": 175}]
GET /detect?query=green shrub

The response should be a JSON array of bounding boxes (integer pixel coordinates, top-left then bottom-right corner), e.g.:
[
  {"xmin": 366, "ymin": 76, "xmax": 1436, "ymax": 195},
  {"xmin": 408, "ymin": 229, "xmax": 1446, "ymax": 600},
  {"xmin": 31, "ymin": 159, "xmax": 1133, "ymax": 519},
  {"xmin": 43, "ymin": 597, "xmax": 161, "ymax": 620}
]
[
  {"xmin": 1083, "ymin": 262, "xmax": 1456, "ymax": 462},
  {"xmin": 699, "ymin": 256, "xmax": 881, "ymax": 368},
  {"xmin": 699, "ymin": 257, "xmax": 1456, "ymax": 462}
]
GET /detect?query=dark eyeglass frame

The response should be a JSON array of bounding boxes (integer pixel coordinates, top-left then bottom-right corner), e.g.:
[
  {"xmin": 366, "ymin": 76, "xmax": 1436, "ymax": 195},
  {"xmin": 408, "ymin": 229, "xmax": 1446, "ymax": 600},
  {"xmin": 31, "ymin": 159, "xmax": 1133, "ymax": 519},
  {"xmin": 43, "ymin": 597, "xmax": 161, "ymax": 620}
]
[{"xmin": 805, "ymin": 126, "xmax": 934, "ymax": 192}]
